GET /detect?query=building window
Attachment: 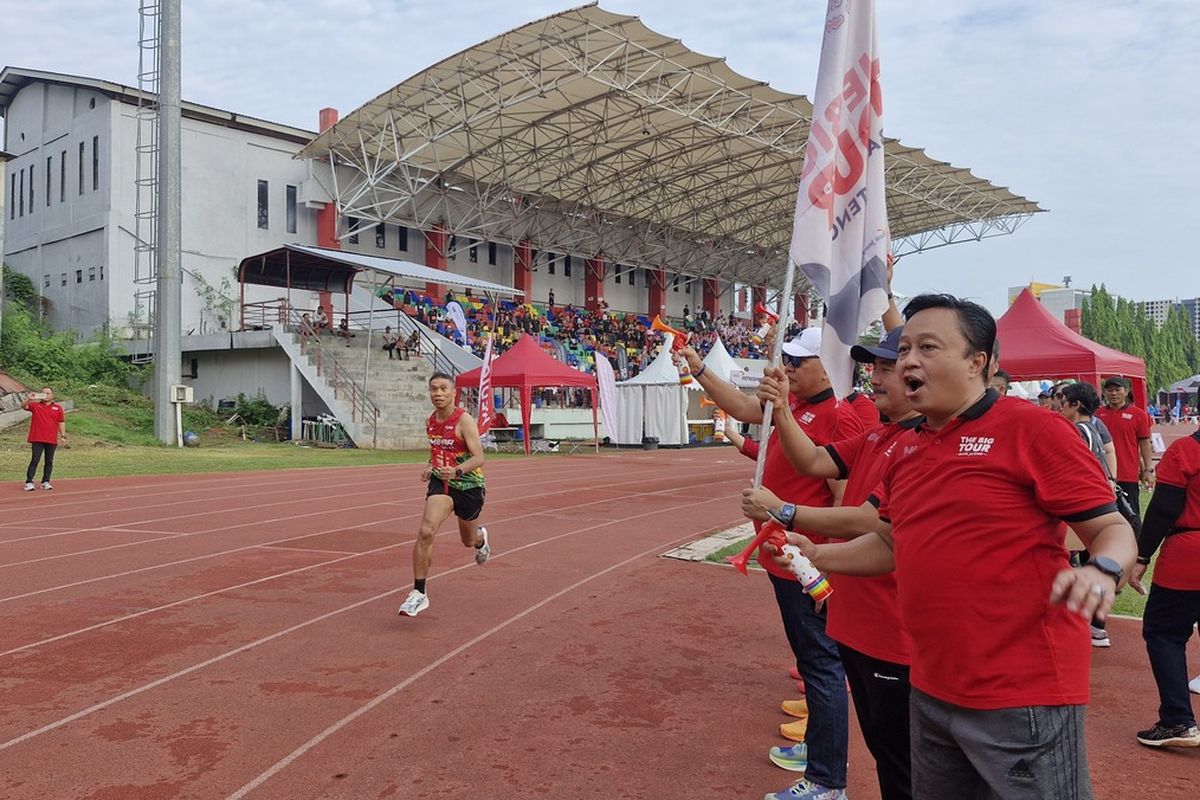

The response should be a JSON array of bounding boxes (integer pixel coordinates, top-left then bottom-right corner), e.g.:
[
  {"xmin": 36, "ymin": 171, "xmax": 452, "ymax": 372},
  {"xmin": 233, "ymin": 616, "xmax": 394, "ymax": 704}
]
[
  {"xmin": 99, "ymin": 264, "xmax": 104, "ymax": 280},
  {"xmin": 614, "ymin": 266, "xmax": 621, "ymax": 285},
  {"xmin": 28, "ymin": 164, "xmax": 34, "ymax": 211},
  {"xmin": 673, "ymin": 275, "xmax": 679, "ymax": 292},
  {"xmin": 285, "ymin": 185, "xmax": 297, "ymax": 233},
  {"xmin": 8, "ymin": 173, "xmax": 13, "ymax": 219},
  {"xmin": 78, "ymin": 142, "xmax": 85, "ymax": 195},
  {"xmin": 256, "ymin": 180, "xmax": 269, "ymax": 229},
  {"xmin": 347, "ymin": 217, "xmax": 359, "ymax": 244},
  {"xmin": 46, "ymin": 156, "xmax": 52, "ymax": 206},
  {"xmin": 18, "ymin": 167, "xmax": 24, "ymax": 216},
  {"xmin": 398, "ymin": 225, "xmax": 408, "ymax": 251},
  {"xmin": 76, "ymin": 269, "xmax": 83, "ymax": 284},
  {"xmin": 563, "ymin": 256, "xmax": 572, "ymax": 277},
  {"xmin": 449, "ymin": 235, "xmax": 457, "ymax": 260},
  {"xmin": 547, "ymin": 253, "xmax": 556, "ymax": 275},
  {"xmin": 44, "ymin": 274, "xmax": 50, "ymax": 289},
  {"xmin": 92, "ymin": 135, "xmax": 99, "ymax": 191},
  {"xmin": 469, "ymin": 244, "xmax": 478, "ymax": 263},
  {"xmin": 376, "ymin": 223, "xmax": 386, "ymax": 249},
  {"xmin": 89, "ymin": 266, "xmax": 96, "ymax": 281},
  {"xmin": 488, "ymin": 241, "xmax": 497, "ymax": 265},
  {"xmin": 645, "ymin": 269, "xmax": 651, "ymax": 288},
  {"xmin": 60, "ymin": 149, "xmax": 66, "ymax": 202},
  {"xmin": 60, "ymin": 273, "xmax": 67, "ymax": 287}
]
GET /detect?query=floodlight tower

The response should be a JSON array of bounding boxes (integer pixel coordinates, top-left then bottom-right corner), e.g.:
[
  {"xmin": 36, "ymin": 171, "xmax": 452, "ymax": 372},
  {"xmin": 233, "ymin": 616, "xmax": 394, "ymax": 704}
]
[{"xmin": 153, "ymin": 0, "xmax": 182, "ymax": 444}]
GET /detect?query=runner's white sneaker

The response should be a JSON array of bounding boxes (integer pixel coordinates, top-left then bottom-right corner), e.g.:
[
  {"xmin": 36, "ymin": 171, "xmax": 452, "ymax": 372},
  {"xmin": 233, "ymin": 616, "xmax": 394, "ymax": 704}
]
[
  {"xmin": 24, "ymin": 482, "xmax": 35, "ymax": 491},
  {"xmin": 41, "ymin": 481, "xmax": 53, "ymax": 491},
  {"xmin": 397, "ymin": 589, "xmax": 429, "ymax": 617},
  {"xmin": 475, "ymin": 526, "xmax": 491, "ymax": 565}
]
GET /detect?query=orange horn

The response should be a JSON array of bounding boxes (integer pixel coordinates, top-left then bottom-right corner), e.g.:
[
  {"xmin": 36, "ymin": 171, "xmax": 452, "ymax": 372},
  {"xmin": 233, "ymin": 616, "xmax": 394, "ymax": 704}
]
[{"xmin": 651, "ymin": 314, "xmax": 686, "ymax": 338}]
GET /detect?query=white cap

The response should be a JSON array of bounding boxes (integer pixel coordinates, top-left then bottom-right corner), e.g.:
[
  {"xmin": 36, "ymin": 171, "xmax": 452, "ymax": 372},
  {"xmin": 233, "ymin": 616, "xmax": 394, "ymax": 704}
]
[{"xmin": 781, "ymin": 328, "xmax": 822, "ymax": 358}]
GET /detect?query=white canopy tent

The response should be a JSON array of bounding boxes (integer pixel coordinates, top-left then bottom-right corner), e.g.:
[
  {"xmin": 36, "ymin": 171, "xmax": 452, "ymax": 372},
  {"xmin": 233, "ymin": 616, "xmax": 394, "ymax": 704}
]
[
  {"xmin": 701, "ymin": 337, "xmax": 741, "ymax": 384},
  {"xmin": 614, "ymin": 334, "xmax": 699, "ymax": 446}
]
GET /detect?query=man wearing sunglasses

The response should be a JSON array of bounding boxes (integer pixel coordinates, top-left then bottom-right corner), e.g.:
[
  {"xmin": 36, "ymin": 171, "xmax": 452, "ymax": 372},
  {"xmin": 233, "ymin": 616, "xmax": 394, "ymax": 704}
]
[{"xmin": 679, "ymin": 329, "xmax": 865, "ymax": 800}]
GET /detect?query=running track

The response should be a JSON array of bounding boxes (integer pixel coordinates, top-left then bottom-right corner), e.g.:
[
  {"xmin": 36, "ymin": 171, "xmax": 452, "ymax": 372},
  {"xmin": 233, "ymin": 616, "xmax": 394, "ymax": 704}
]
[{"xmin": 0, "ymin": 449, "xmax": 1195, "ymax": 799}]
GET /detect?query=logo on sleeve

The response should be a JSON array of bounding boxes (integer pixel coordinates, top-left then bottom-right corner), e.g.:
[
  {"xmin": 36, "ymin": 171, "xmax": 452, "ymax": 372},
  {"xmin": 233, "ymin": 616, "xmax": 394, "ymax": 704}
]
[
  {"xmin": 957, "ymin": 435, "xmax": 994, "ymax": 457},
  {"xmin": 798, "ymin": 411, "xmax": 816, "ymax": 425}
]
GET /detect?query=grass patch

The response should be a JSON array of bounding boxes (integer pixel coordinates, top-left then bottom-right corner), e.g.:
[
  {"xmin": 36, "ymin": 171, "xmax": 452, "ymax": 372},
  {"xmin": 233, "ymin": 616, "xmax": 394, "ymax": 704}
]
[{"xmin": 705, "ymin": 536, "xmax": 758, "ymax": 567}]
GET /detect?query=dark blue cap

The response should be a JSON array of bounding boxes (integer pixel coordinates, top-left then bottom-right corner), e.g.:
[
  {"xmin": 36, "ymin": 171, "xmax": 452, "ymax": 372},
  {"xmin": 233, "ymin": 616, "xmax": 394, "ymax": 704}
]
[{"xmin": 850, "ymin": 325, "xmax": 903, "ymax": 363}]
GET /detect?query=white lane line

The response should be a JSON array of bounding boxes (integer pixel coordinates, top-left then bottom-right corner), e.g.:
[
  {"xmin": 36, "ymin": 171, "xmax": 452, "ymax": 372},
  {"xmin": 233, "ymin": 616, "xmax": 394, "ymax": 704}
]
[
  {"xmin": 224, "ymin": 527, "xmax": 709, "ymax": 800},
  {"xmin": 0, "ymin": 492, "xmax": 737, "ymax": 754}
]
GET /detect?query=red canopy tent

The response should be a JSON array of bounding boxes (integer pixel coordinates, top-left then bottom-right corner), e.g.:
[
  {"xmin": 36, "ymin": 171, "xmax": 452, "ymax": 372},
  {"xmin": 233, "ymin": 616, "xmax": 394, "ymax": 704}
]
[
  {"xmin": 455, "ymin": 334, "xmax": 599, "ymax": 455},
  {"xmin": 996, "ymin": 289, "xmax": 1148, "ymax": 407}
]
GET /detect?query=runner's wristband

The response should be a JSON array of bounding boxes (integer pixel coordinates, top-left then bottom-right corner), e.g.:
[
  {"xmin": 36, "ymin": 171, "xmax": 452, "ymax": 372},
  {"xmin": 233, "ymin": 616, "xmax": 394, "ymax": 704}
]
[{"xmin": 693, "ymin": 364, "xmax": 707, "ymax": 380}]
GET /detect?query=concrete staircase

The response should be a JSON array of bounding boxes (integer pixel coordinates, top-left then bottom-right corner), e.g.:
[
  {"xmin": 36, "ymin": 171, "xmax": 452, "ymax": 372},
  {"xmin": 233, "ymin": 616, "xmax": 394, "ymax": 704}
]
[{"xmin": 273, "ymin": 327, "xmax": 430, "ymax": 450}]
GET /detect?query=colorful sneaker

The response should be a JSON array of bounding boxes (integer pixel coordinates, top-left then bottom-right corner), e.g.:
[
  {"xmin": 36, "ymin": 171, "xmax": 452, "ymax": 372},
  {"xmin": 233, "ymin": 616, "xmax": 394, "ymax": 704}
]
[
  {"xmin": 1089, "ymin": 625, "xmax": 1110, "ymax": 647},
  {"xmin": 781, "ymin": 698, "xmax": 809, "ymax": 719},
  {"xmin": 474, "ymin": 526, "xmax": 490, "ymax": 565},
  {"xmin": 397, "ymin": 589, "xmax": 429, "ymax": 617},
  {"xmin": 763, "ymin": 777, "xmax": 847, "ymax": 800},
  {"xmin": 1136, "ymin": 722, "xmax": 1200, "ymax": 748},
  {"xmin": 780, "ymin": 717, "xmax": 808, "ymax": 742},
  {"xmin": 24, "ymin": 482, "xmax": 35, "ymax": 491},
  {"xmin": 767, "ymin": 742, "xmax": 807, "ymax": 772},
  {"xmin": 1189, "ymin": 675, "xmax": 1200, "ymax": 695},
  {"xmin": 41, "ymin": 481, "xmax": 53, "ymax": 491}
]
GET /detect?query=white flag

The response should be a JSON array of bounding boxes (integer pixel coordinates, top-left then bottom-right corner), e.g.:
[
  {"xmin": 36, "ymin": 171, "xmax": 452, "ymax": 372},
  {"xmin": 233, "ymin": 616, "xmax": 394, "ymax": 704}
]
[
  {"xmin": 790, "ymin": 0, "xmax": 890, "ymax": 397},
  {"xmin": 594, "ymin": 352, "xmax": 619, "ymax": 442},
  {"xmin": 477, "ymin": 333, "xmax": 496, "ymax": 434},
  {"xmin": 445, "ymin": 301, "xmax": 469, "ymax": 345}
]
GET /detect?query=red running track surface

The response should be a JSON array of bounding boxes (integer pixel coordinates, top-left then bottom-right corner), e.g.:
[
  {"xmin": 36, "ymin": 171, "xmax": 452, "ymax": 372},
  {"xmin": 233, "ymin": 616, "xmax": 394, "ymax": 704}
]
[{"xmin": 0, "ymin": 448, "xmax": 1196, "ymax": 799}]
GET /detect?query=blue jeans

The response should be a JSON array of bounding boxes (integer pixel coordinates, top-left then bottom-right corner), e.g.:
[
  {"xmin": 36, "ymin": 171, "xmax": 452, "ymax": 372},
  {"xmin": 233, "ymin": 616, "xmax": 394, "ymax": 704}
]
[{"xmin": 769, "ymin": 573, "xmax": 849, "ymax": 788}]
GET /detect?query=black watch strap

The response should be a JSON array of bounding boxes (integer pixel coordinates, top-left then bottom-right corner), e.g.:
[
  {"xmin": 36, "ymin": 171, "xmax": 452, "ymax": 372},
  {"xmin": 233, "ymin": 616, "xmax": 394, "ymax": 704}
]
[{"xmin": 1089, "ymin": 555, "xmax": 1123, "ymax": 582}]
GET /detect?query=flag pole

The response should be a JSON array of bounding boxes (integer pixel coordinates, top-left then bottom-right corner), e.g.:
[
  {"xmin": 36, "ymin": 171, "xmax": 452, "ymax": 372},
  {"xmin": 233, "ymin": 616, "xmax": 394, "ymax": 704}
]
[{"xmin": 752, "ymin": 259, "xmax": 798, "ymax": 489}]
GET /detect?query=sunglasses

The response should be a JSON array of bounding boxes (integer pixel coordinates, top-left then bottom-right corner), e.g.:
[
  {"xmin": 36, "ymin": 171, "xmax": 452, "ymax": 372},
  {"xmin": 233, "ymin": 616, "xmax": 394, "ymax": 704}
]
[{"xmin": 782, "ymin": 354, "xmax": 814, "ymax": 367}]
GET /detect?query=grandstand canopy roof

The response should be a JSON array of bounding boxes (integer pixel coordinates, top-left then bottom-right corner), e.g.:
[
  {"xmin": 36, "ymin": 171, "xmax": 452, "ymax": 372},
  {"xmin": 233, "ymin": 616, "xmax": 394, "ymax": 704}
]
[
  {"xmin": 299, "ymin": 3, "xmax": 1041, "ymax": 289},
  {"xmin": 238, "ymin": 245, "xmax": 521, "ymax": 296}
]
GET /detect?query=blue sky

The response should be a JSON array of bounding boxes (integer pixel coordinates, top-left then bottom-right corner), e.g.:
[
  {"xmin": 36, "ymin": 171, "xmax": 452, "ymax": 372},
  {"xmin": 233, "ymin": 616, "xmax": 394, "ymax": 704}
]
[{"xmin": 2, "ymin": 0, "xmax": 1197, "ymax": 314}]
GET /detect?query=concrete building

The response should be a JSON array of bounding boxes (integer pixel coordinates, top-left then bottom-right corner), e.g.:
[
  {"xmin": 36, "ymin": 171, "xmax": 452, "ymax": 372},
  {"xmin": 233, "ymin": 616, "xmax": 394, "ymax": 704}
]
[
  {"xmin": 1008, "ymin": 282, "xmax": 1090, "ymax": 324},
  {"xmin": 0, "ymin": 147, "xmax": 9, "ymax": 337},
  {"xmin": 1138, "ymin": 296, "xmax": 1200, "ymax": 340}
]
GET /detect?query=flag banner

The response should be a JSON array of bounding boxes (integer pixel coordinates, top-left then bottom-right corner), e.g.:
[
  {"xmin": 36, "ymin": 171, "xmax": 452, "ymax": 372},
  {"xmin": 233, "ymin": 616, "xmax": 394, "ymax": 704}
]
[
  {"xmin": 594, "ymin": 351, "xmax": 620, "ymax": 441},
  {"xmin": 446, "ymin": 301, "xmax": 469, "ymax": 345},
  {"xmin": 790, "ymin": 0, "xmax": 890, "ymax": 397},
  {"xmin": 477, "ymin": 333, "xmax": 496, "ymax": 434}
]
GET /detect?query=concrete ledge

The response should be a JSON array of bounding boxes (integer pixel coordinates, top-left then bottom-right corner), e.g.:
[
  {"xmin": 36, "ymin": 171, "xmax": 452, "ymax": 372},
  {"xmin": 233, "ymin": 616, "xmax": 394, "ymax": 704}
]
[{"xmin": 662, "ymin": 520, "xmax": 754, "ymax": 562}]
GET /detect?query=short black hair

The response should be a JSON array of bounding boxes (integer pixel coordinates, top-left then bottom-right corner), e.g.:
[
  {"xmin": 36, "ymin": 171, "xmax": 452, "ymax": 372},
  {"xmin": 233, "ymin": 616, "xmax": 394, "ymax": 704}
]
[
  {"xmin": 993, "ymin": 369, "xmax": 1011, "ymax": 384},
  {"xmin": 428, "ymin": 371, "xmax": 454, "ymax": 385},
  {"xmin": 1062, "ymin": 382, "xmax": 1100, "ymax": 415},
  {"xmin": 903, "ymin": 293, "xmax": 997, "ymax": 382}
]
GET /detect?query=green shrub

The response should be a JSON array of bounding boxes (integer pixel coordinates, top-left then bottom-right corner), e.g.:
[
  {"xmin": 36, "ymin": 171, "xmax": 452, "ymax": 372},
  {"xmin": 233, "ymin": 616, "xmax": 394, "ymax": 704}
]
[{"xmin": 233, "ymin": 392, "xmax": 281, "ymax": 427}]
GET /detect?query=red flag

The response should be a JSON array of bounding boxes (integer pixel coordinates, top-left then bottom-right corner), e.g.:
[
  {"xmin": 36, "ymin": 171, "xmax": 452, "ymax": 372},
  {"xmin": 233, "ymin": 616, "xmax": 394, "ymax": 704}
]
[{"xmin": 476, "ymin": 333, "xmax": 496, "ymax": 434}]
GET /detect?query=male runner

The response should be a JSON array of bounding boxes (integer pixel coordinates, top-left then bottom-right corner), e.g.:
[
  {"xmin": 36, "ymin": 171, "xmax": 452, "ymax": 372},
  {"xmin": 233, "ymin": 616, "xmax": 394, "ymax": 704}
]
[{"xmin": 397, "ymin": 372, "xmax": 490, "ymax": 617}]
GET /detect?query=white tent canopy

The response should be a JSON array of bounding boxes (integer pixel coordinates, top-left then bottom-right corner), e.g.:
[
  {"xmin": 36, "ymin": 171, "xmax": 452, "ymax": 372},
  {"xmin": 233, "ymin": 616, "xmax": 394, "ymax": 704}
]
[
  {"xmin": 701, "ymin": 337, "xmax": 740, "ymax": 384},
  {"xmin": 614, "ymin": 333, "xmax": 695, "ymax": 446}
]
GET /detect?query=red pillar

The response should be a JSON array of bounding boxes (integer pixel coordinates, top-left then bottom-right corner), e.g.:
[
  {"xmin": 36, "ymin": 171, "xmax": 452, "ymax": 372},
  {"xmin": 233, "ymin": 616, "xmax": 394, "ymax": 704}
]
[
  {"xmin": 1064, "ymin": 308, "xmax": 1082, "ymax": 333},
  {"xmin": 752, "ymin": 286, "xmax": 767, "ymax": 316},
  {"xmin": 316, "ymin": 107, "xmax": 340, "ymax": 319},
  {"xmin": 584, "ymin": 254, "xmax": 607, "ymax": 311},
  {"xmin": 795, "ymin": 292, "xmax": 808, "ymax": 327},
  {"xmin": 648, "ymin": 268, "xmax": 667, "ymax": 319},
  {"xmin": 512, "ymin": 239, "xmax": 532, "ymax": 301},
  {"xmin": 702, "ymin": 278, "xmax": 721, "ymax": 319},
  {"xmin": 737, "ymin": 287, "xmax": 747, "ymax": 313},
  {"xmin": 424, "ymin": 222, "xmax": 448, "ymax": 301}
]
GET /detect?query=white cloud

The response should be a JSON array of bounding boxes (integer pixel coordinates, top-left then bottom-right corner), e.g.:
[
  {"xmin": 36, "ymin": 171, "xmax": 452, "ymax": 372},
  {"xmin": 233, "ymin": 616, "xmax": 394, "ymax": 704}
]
[{"xmin": 2, "ymin": 0, "xmax": 1198, "ymax": 311}]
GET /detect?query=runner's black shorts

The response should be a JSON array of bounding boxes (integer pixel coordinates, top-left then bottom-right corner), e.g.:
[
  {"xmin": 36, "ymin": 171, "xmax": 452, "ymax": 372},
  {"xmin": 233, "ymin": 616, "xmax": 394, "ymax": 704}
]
[{"xmin": 427, "ymin": 479, "xmax": 486, "ymax": 521}]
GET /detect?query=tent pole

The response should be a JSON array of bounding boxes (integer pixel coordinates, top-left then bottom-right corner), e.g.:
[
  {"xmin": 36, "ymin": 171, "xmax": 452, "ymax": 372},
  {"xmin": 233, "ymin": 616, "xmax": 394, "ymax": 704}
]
[
  {"xmin": 522, "ymin": 386, "xmax": 532, "ymax": 456},
  {"xmin": 592, "ymin": 387, "xmax": 599, "ymax": 453},
  {"xmin": 363, "ymin": 269, "xmax": 376, "ymax": 388}
]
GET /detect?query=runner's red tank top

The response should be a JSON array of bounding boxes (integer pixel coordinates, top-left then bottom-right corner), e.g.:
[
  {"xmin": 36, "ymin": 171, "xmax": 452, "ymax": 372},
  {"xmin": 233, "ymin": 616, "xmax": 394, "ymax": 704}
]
[{"xmin": 427, "ymin": 407, "xmax": 484, "ymax": 489}]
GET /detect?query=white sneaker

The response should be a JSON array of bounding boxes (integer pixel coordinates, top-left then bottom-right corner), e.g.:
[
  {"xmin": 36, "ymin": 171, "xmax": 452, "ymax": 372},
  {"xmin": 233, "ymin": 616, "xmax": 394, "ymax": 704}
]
[
  {"xmin": 1090, "ymin": 625, "xmax": 1111, "ymax": 648},
  {"xmin": 474, "ymin": 526, "xmax": 491, "ymax": 565},
  {"xmin": 1190, "ymin": 675, "xmax": 1200, "ymax": 695},
  {"xmin": 397, "ymin": 589, "xmax": 429, "ymax": 617},
  {"xmin": 41, "ymin": 481, "xmax": 53, "ymax": 491},
  {"xmin": 24, "ymin": 482, "xmax": 35, "ymax": 491}
]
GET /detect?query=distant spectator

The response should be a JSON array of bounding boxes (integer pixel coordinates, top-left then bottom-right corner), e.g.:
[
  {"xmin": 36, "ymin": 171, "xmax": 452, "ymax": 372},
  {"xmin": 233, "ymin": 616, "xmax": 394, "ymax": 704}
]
[
  {"xmin": 299, "ymin": 313, "xmax": 315, "ymax": 337},
  {"xmin": 315, "ymin": 306, "xmax": 330, "ymax": 334},
  {"xmin": 336, "ymin": 317, "xmax": 355, "ymax": 346},
  {"xmin": 382, "ymin": 326, "xmax": 398, "ymax": 360},
  {"xmin": 548, "ymin": 289, "xmax": 555, "ymax": 306},
  {"xmin": 21, "ymin": 387, "xmax": 67, "ymax": 491},
  {"xmin": 990, "ymin": 368, "xmax": 1011, "ymax": 394}
]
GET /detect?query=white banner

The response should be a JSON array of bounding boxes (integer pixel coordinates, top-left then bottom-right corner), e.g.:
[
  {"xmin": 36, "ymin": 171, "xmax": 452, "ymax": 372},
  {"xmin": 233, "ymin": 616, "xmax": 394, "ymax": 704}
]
[
  {"xmin": 477, "ymin": 333, "xmax": 496, "ymax": 434},
  {"xmin": 790, "ymin": 0, "xmax": 890, "ymax": 398},
  {"xmin": 594, "ymin": 352, "xmax": 619, "ymax": 442},
  {"xmin": 445, "ymin": 301, "xmax": 468, "ymax": 345}
]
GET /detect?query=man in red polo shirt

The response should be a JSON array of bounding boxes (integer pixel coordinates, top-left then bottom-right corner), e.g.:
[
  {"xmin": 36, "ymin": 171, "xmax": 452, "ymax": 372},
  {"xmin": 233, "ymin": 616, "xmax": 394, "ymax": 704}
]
[
  {"xmin": 742, "ymin": 324, "xmax": 918, "ymax": 800},
  {"xmin": 1130, "ymin": 430, "xmax": 1200, "ymax": 747},
  {"xmin": 21, "ymin": 387, "xmax": 67, "ymax": 491},
  {"xmin": 681, "ymin": 328, "xmax": 864, "ymax": 800},
  {"xmin": 775, "ymin": 295, "xmax": 1136, "ymax": 800},
  {"xmin": 1095, "ymin": 376, "xmax": 1154, "ymax": 515}
]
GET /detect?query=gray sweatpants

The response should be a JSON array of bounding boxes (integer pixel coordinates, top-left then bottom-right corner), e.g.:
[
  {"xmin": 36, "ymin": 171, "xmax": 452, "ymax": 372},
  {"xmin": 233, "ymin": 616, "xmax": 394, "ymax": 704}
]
[{"xmin": 910, "ymin": 688, "xmax": 1092, "ymax": 800}]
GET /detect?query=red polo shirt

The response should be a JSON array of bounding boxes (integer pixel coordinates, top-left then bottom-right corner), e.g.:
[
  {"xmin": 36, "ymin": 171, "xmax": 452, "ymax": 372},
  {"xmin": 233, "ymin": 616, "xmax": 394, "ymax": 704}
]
[
  {"xmin": 27, "ymin": 401, "xmax": 66, "ymax": 444},
  {"xmin": 822, "ymin": 416, "xmax": 922, "ymax": 665},
  {"xmin": 876, "ymin": 392, "xmax": 1117, "ymax": 709},
  {"xmin": 1094, "ymin": 402, "xmax": 1151, "ymax": 483},
  {"xmin": 739, "ymin": 389, "xmax": 865, "ymax": 580},
  {"xmin": 1148, "ymin": 433, "xmax": 1200, "ymax": 591},
  {"xmin": 846, "ymin": 391, "xmax": 882, "ymax": 430}
]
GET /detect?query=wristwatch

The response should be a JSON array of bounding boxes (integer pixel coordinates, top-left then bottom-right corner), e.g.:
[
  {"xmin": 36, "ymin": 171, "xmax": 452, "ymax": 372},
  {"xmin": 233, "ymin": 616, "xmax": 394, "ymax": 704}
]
[
  {"xmin": 454, "ymin": 467, "xmax": 463, "ymax": 479},
  {"xmin": 1088, "ymin": 555, "xmax": 1123, "ymax": 584},
  {"xmin": 771, "ymin": 503, "xmax": 797, "ymax": 531}
]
